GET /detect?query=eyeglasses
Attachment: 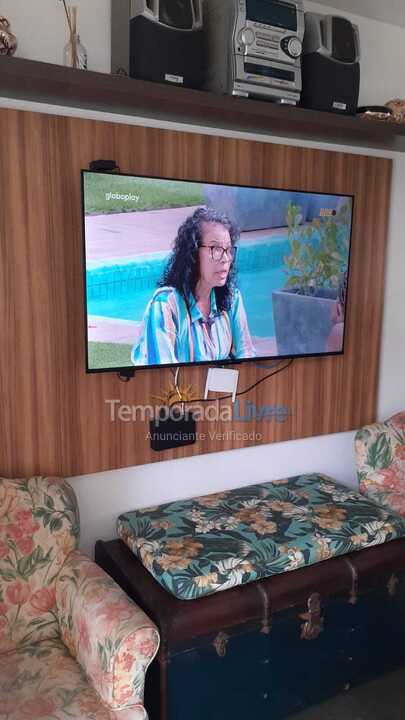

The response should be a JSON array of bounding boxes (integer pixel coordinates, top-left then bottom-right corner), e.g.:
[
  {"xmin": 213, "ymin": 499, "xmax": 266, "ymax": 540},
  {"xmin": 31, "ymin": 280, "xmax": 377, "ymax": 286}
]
[{"xmin": 199, "ymin": 244, "xmax": 237, "ymax": 262}]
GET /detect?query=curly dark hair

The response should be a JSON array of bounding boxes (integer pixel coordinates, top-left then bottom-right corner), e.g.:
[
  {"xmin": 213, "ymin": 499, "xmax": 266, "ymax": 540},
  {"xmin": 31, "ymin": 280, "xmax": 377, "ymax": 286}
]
[{"xmin": 159, "ymin": 206, "xmax": 239, "ymax": 313}]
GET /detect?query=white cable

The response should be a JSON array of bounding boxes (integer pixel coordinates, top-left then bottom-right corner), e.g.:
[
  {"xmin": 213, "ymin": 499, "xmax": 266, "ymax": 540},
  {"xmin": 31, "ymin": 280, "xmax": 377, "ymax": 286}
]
[{"xmin": 174, "ymin": 367, "xmax": 181, "ymax": 399}]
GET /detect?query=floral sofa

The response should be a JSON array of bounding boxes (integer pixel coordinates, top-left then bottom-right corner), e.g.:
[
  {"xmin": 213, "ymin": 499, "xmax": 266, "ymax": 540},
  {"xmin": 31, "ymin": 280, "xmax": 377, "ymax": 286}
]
[
  {"xmin": 355, "ymin": 412, "xmax": 405, "ymax": 516},
  {"xmin": 0, "ymin": 476, "xmax": 159, "ymax": 720}
]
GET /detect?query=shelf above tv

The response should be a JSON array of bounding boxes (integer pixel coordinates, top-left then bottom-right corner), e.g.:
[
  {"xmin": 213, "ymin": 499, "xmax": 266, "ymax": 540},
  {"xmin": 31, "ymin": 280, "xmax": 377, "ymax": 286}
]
[{"xmin": 1, "ymin": 56, "xmax": 405, "ymax": 152}]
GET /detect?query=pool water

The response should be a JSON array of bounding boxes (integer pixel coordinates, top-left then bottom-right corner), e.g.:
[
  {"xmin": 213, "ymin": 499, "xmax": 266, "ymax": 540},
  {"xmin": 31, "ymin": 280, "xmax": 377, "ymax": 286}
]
[
  {"xmin": 239, "ymin": 268, "xmax": 285, "ymax": 337},
  {"xmin": 86, "ymin": 237, "xmax": 290, "ymax": 338}
]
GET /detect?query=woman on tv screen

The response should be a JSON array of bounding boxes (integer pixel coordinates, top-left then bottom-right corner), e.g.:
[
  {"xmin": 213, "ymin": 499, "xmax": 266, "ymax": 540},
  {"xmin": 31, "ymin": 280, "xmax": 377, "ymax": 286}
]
[{"xmin": 132, "ymin": 207, "xmax": 255, "ymax": 365}]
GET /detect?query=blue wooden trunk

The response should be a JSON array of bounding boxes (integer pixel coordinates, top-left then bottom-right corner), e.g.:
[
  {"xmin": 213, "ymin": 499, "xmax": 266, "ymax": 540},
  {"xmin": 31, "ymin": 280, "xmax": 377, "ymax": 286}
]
[{"xmin": 96, "ymin": 538, "xmax": 405, "ymax": 720}]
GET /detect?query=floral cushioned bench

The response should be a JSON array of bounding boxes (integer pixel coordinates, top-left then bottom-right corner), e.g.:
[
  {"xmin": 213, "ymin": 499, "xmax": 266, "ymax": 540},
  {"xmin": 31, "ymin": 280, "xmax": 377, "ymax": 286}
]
[{"xmin": 117, "ymin": 473, "xmax": 405, "ymax": 601}]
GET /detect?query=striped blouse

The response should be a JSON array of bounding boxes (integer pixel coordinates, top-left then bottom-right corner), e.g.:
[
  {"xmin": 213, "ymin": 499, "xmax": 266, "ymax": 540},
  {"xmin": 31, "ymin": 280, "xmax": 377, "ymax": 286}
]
[{"xmin": 132, "ymin": 286, "xmax": 255, "ymax": 366}]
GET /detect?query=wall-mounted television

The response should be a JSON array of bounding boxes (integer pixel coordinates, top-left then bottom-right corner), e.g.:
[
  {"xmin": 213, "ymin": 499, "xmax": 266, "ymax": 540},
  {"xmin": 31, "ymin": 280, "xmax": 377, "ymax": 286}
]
[{"xmin": 82, "ymin": 170, "xmax": 354, "ymax": 373}]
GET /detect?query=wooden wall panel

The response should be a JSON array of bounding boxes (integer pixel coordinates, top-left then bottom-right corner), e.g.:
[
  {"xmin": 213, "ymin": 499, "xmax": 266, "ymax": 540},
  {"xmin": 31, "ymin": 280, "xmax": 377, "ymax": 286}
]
[{"xmin": 0, "ymin": 108, "xmax": 392, "ymax": 477}]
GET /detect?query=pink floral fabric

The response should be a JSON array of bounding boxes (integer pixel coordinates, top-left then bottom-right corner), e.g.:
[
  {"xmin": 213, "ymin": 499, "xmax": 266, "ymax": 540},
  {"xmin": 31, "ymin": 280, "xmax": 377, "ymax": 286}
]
[
  {"xmin": 355, "ymin": 413, "xmax": 405, "ymax": 516},
  {"xmin": 0, "ymin": 477, "xmax": 79, "ymax": 652},
  {"xmin": 0, "ymin": 477, "xmax": 159, "ymax": 720},
  {"xmin": 0, "ymin": 639, "xmax": 147, "ymax": 720},
  {"xmin": 56, "ymin": 551, "xmax": 159, "ymax": 711}
]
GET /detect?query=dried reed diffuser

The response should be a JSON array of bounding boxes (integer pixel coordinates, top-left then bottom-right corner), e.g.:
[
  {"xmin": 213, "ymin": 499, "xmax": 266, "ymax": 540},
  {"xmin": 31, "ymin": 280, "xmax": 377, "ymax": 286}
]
[{"xmin": 61, "ymin": 1, "xmax": 87, "ymax": 69}]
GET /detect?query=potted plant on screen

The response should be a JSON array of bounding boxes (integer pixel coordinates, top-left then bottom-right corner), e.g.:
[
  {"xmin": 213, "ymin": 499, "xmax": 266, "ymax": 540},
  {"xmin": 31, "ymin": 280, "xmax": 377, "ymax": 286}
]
[{"xmin": 272, "ymin": 201, "xmax": 351, "ymax": 356}]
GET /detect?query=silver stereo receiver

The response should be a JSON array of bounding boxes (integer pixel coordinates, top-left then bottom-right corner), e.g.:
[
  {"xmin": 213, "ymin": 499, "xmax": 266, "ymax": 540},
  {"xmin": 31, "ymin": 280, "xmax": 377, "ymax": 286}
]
[{"xmin": 204, "ymin": 0, "xmax": 304, "ymax": 104}]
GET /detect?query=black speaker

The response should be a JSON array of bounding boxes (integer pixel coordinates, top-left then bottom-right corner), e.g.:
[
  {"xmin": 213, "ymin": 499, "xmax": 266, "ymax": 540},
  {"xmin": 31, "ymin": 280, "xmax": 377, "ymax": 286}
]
[
  {"xmin": 301, "ymin": 13, "xmax": 360, "ymax": 115},
  {"xmin": 112, "ymin": 0, "xmax": 204, "ymax": 90},
  {"xmin": 130, "ymin": 15, "xmax": 204, "ymax": 88}
]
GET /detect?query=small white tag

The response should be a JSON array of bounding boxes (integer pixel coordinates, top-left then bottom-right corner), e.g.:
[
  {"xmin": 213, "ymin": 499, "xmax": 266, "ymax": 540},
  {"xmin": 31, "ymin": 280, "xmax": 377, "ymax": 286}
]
[
  {"xmin": 333, "ymin": 101, "xmax": 347, "ymax": 110},
  {"xmin": 165, "ymin": 73, "xmax": 184, "ymax": 84}
]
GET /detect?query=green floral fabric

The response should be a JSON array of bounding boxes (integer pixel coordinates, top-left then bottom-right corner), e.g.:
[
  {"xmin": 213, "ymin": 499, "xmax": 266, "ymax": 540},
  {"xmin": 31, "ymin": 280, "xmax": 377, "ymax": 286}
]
[
  {"xmin": 118, "ymin": 473, "xmax": 405, "ymax": 601},
  {"xmin": 355, "ymin": 412, "xmax": 405, "ymax": 516}
]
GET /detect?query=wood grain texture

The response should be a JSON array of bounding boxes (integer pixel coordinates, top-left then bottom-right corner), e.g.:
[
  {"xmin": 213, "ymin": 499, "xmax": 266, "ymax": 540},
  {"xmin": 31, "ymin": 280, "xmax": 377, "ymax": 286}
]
[
  {"xmin": 1, "ymin": 56, "xmax": 405, "ymax": 152},
  {"xmin": 0, "ymin": 108, "xmax": 392, "ymax": 477}
]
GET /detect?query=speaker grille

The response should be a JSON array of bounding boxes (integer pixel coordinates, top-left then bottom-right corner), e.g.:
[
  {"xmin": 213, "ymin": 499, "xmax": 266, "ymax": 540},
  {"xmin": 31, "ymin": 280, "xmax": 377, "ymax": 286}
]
[
  {"xmin": 159, "ymin": 0, "xmax": 193, "ymax": 29},
  {"xmin": 332, "ymin": 17, "xmax": 356, "ymax": 63}
]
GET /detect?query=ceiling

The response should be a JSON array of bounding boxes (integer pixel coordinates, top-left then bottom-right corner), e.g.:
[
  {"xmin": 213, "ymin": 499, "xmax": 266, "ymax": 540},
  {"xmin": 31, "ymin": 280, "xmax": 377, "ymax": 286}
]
[{"xmin": 313, "ymin": 0, "xmax": 405, "ymax": 28}]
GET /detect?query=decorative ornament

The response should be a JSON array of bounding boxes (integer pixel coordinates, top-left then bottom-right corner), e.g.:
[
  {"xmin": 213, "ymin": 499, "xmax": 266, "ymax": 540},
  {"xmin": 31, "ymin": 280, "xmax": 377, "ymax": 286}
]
[
  {"xmin": 385, "ymin": 99, "xmax": 405, "ymax": 123},
  {"xmin": 0, "ymin": 16, "xmax": 18, "ymax": 56}
]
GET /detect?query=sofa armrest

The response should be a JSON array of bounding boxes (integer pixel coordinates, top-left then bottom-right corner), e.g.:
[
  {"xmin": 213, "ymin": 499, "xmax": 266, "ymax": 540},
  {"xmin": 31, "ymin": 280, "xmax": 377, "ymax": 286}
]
[
  {"xmin": 55, "ymin": 551, "xmax": 159, "ymax": 711},
  {"xmin": 359, "ymin": 472, "xmax": 404, "ymax": 510},
  {"xmin": 359, "ymin": 471, "xmax": 386, "ymax": 494}
]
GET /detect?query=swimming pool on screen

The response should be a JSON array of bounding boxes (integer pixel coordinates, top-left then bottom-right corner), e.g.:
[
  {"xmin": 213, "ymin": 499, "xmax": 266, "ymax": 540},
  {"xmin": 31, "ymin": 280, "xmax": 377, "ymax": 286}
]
[{"xmin": 86, "ymin": 236, "xmax": 292, "ymax": 339}]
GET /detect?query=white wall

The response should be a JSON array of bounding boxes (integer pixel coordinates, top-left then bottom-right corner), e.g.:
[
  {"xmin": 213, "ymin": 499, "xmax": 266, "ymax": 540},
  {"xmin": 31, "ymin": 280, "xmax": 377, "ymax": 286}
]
[
  {"xmin": 0, "ymin": 0, "xmax": 111, "ymax": 73},
  {"xmin": 312, "ymin": 0, "xmax": 405, "ymax": 29},
  {"xmin": 1, "ymin": 1, "xmax": 404, "ymax": 557}
]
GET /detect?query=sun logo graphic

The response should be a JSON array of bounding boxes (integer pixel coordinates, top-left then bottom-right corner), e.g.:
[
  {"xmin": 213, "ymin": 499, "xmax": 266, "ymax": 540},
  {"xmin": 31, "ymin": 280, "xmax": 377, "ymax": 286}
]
[{"xmin": 152, "ymin": 382, "xmax": 197, "ymax": 408}]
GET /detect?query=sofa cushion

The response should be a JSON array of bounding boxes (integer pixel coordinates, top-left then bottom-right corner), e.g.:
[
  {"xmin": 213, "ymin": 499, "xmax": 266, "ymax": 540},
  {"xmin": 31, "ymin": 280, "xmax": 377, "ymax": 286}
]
[
  {"xmin": 117, "ymin": 473, "xmax": 405, "ymax": 600},
  {"xmin": 0, "ymin": 639, "xmax": 147, "ymax": 720},
  {"xmin": 0, "ymin": 477, "xmax": 79, "ymax": 652}
]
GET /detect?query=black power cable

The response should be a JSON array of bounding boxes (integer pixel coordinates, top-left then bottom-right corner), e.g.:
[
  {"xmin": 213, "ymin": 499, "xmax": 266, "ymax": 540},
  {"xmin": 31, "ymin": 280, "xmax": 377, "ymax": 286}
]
[{"xmin": 171, "ymin": 358, "xmax": 294, "ymax": 409}]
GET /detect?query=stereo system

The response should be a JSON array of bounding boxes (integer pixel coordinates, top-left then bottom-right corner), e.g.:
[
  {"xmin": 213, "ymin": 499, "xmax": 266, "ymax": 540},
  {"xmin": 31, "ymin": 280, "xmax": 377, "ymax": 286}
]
[
  {"xmin": 111, "ymin": 1, "xmax": 361, "ymax": 114},
  {"xmin": 111, "ymin": 0, "xmax": 204, "ymax": 89},
  {"xmin": 204, "ymin": 0, "xmax": 305, "ymax": 105}
]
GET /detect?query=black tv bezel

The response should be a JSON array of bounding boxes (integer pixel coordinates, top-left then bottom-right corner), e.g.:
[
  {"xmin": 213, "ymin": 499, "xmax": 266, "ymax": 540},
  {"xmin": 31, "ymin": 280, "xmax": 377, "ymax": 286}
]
[{"xmin": 81, "ymin": 169, "xmax": 355, "ymax": 375}]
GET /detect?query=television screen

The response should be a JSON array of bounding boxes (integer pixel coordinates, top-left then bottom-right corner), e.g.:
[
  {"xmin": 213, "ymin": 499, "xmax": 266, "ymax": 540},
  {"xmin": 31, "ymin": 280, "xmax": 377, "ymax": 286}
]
[{"xmin": 82, "ymin": 171, "xmax": 354, "ymax": 373}]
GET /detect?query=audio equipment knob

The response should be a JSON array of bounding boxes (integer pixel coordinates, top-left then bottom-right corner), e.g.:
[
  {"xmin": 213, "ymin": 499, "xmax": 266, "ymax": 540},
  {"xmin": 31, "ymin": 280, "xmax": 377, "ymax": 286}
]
[
  {"xmin": 240, "ymin": 27, "xmax": 255, "ymax": 46},
  {"xmin": 281, "ymin": 36, "xmax": 302, "ymax": 58}
]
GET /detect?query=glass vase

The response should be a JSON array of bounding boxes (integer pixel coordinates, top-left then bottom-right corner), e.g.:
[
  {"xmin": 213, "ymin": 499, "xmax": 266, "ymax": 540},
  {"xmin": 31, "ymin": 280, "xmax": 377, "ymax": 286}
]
[{"xmin": 64, "ymin": 33, "xmax": 87, "ymax": 70}]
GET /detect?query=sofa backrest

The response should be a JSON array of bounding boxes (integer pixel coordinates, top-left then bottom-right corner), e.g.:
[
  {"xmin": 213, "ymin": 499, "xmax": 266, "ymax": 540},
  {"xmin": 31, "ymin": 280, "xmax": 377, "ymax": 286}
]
[
  {"xmin": 355, "ymin": 413, "xmax": 405, "ymax": 493},
  {"xmin": 0, "ymin": 476, "xmax": 79, "ymax": 653}
]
